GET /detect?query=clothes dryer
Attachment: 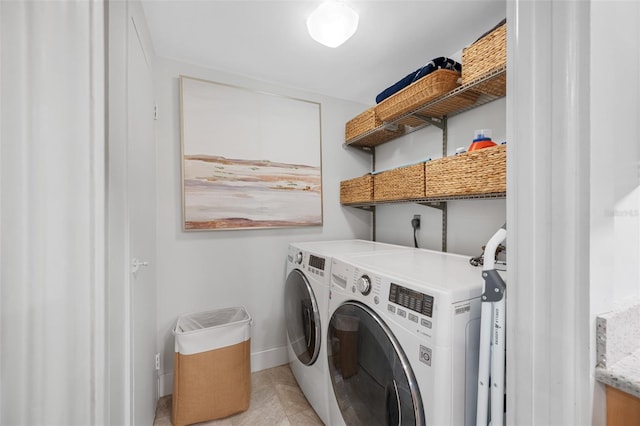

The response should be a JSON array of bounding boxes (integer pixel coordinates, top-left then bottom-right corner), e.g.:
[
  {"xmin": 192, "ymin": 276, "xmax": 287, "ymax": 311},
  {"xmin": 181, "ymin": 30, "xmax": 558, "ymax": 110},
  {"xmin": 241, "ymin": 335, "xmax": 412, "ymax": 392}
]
[
  {"xmin": 284, "ymin": 240, "xmax": 409, "ymax": 424},
  {"xmin": 326, "ymin": 248, "xmax": 483, "ymax": 425}
]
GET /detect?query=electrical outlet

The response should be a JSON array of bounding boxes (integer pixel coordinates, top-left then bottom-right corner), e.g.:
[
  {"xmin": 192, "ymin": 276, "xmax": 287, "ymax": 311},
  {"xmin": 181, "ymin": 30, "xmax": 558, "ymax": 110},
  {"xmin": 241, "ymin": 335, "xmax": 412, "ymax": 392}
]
[
  {"xmin": 412, "ymin": 214, "xmax": 421, "ymax": 229},
  {"xmin": 155, "ymin": 353, "xmax": 160, "ymax": 370}
]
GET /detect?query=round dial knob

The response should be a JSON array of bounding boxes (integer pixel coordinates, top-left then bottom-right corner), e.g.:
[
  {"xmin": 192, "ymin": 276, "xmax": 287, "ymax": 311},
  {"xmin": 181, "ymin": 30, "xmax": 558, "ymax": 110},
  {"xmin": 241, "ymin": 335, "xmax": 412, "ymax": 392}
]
[
  {"xmin": 295, "ymin": 251, "xmax": 303, "ymax": 265},
  {"xmin": 357, "ymin": 275, "xmax": 372, "ymax": 295}
]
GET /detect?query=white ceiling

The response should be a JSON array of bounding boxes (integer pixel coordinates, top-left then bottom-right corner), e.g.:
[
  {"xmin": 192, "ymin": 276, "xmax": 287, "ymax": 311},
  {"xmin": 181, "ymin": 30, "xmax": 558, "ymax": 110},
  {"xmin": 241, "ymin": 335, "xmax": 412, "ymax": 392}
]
[{"xmin": 141, "ymin": 0, "xmax": 506, "ymax": 105}]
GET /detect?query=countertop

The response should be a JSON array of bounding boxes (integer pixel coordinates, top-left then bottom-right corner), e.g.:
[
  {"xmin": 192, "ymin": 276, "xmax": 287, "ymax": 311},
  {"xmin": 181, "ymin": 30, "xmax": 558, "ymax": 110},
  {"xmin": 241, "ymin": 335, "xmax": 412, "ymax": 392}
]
[{"xmin": 595, "ymin": 301, "xmax": 640, "ymax": 399}]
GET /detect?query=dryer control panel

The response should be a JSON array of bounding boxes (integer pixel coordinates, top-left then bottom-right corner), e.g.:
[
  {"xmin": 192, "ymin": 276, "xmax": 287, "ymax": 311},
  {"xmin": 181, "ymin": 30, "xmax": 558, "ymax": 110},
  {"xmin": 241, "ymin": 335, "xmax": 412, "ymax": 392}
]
[
  {"xmin": 389, "ymin": 283, "xmax": 434, "ymax": 318},
  {"xmin": 288, "ymin": 246, "xmax": 328, "ymax": 281}
]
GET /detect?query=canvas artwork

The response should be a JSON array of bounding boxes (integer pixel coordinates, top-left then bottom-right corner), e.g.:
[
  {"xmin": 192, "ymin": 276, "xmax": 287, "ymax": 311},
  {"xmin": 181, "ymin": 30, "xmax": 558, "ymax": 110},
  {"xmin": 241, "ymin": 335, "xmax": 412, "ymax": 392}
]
[{"xmin": 180, "ymin": 76, "xmax": 323, "ymax": 230}]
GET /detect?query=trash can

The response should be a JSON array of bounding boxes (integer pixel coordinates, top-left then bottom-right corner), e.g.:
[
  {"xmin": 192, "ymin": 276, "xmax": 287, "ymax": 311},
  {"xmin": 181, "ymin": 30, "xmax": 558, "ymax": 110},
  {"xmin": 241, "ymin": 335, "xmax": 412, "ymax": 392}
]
[{"xmin": 171, "ymin": 306, "xmax": 252, "ymax": 426}]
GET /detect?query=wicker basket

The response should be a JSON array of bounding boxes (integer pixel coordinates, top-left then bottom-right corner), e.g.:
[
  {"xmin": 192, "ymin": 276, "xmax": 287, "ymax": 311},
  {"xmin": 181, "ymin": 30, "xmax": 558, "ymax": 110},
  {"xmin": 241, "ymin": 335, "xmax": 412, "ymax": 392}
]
[
  {"xmin": 425, "ymin": 144, "xmax": 506, "ymax": 198},
  {"xmin": 340, "ymin": 174, "xmax": 374, "ymax": 204},
  {"xmin": 374, "ymin": 163, "xmax": 425, "ymax": 202},
  {"xmin": 468, "ymin": 71, "xmax": 506, "ymax": 97},
  {"xmin": 347, "ymin": 125, "xmax": 405, "ymax": 148},
  {"xmin": 462, "ymin": 22, "xmax": 506, "ymax": 86},
  {"xmin": 375, "ymin": 69, "xmax": 461, "ymax": 123},
  {"xmin": 414, "ymin": 90, "xmax": 481, "ymax": 118},
  {"xmin": 346, "ymin": 108, "xmax": 381, "ymax": 143}
]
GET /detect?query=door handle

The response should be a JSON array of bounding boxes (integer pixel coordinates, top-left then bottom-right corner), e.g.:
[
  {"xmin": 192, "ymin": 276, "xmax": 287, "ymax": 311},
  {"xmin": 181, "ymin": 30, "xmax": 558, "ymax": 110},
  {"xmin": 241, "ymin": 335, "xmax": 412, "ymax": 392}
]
[{"xmin": 131, "ymin": 258, "xmax": 149, "ymax": 274}]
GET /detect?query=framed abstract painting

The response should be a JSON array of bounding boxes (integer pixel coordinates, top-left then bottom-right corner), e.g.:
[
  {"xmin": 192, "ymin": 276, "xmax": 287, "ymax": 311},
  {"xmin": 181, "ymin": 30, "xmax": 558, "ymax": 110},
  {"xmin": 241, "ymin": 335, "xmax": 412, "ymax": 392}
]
[{"xmin": 179, "ymin": 76, "xmax": 323, "ymax": 231}]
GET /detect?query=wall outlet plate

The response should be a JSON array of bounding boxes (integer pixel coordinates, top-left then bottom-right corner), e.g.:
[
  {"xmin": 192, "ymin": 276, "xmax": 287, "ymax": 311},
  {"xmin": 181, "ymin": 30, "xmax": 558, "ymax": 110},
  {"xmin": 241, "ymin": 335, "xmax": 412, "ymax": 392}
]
[{"xmin": 412, "ymin": 214, "xmax": 421, "ymax": 229}]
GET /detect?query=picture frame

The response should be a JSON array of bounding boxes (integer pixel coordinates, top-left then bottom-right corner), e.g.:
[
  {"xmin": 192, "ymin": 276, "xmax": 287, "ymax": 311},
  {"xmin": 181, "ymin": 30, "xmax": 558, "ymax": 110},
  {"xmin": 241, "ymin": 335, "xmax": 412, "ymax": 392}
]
[{"xmin": 179, "ymin": 76, "xmax": 323, "ymax": 231}]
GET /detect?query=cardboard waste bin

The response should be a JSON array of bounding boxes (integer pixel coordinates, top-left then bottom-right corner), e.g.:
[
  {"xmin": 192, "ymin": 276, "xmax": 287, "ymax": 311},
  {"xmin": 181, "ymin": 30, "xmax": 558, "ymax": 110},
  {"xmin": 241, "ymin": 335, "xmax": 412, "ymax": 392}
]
[{"xmin": 172, "ymin": 306, "xmax": 252, "ymax": 426}]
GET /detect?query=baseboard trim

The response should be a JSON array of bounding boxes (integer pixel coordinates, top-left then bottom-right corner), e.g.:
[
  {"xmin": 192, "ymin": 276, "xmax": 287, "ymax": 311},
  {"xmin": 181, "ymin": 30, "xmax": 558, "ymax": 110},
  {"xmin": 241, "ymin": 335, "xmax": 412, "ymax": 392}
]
[
  {"xmin": 250, "ymin": 345, "xmax": 289, "ymax": 372},
  {"xmin": 159, "ymin": 346, "xmax": 289, "ymax": 397}
]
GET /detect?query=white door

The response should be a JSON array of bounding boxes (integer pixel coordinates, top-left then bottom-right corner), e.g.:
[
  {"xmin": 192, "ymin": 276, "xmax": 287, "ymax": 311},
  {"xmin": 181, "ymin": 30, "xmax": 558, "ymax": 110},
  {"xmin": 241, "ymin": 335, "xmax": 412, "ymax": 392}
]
[{"xmin": 128, "ymin": 16, "xmax": 157, "ymax": 426}]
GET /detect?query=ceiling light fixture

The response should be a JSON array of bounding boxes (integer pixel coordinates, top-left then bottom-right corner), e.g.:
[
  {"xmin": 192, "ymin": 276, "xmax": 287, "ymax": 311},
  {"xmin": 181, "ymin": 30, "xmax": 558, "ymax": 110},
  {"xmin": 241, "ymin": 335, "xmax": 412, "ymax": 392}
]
[{"xmin": 306, "ymin": 1, "xmax": 359, "ymax": 48}]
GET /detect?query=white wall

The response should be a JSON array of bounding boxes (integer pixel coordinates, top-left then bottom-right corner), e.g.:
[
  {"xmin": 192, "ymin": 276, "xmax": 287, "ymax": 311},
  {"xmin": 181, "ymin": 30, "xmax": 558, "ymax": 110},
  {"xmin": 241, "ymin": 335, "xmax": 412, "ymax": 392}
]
[
  {"xmin": 590, "ymin": 1, "xmax": 640, "ymax": 422},
  {"xmin": 590, "ymin": 0, "xmax": 640, "ymax": 313},
  {"xmin": 375, "ymin": 99, "xmax": 507, "ymax": 255},
  {"xmin": 154, "ymin": 58, "xmax": 373, "ymax": 394}
]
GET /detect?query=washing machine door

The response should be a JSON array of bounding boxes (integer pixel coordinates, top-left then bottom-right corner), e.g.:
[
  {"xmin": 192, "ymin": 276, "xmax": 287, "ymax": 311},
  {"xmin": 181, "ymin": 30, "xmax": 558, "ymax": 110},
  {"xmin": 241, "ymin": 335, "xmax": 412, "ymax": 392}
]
[
  {"xmin": 284, "ymin": 269, "xmax": 321, "ymax": 366},
  {"xmin": 328, "ymin": 301, "xmax": 424, "ymax": 426}
]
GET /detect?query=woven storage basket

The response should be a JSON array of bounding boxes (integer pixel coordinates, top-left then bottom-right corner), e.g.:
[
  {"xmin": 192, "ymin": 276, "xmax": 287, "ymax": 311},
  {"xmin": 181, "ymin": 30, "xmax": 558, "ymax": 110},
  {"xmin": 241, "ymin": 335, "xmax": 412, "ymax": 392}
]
[
  {"xmin": 346, "ymin": 108, "xmax": 381, "ymax": 143},
  {"xmin": 347, "ymin": 125, "xmax": 405, "ymax": 148},
  {"xmin": 374, "ymin": 162, "xmax": 425, "ymax": 202},
  {"xmin": 375, "ymin": 69, "xmax": 461, "ymax": 123},
  {"xmin": 469, "ymin": 71, "xmax": 506, "ymax": 97},
  {"xmin": 462, "ymin": 22, "xmax": 506, "ymax": 86},
  {"xmin": 340, "ymin": 174, "xmax": 374, "ymax": 204},
  {"xmin": 425, "ymin": 144, "xmax": 506, "ymax": 198},
  {"xmin": 415, "ymin": 89, "xmax": 481, "ymax": 118}
]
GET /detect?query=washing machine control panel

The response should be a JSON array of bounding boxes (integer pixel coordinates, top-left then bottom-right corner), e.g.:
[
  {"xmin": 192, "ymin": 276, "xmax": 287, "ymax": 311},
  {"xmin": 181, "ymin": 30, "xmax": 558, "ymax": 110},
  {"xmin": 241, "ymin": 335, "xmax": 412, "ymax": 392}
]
[
  {"xmin": 308, "ymin": 254, "xmax": 326, "ymax": 271},
  {"xmin": 301, "ymin": 253, "xmax": 326, "ymax": 278}
]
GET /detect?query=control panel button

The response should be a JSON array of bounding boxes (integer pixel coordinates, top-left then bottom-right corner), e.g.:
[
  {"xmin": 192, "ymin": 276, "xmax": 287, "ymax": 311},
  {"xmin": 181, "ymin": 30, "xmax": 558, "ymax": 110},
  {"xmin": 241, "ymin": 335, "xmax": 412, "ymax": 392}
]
[
  {"xmin": 388, "ymin": 305, "xmax": 396, "ymax": 313},
  {"xmin": 408, "ymin": 313, "xmax": 418, "ymax": 323},
  {"xmin": 397, "ymin": 309, "xmax": 406, "ymax": 318},
  {"xmin": 421, "ymin": 319, "xmax": 432, "ymax": 329}
]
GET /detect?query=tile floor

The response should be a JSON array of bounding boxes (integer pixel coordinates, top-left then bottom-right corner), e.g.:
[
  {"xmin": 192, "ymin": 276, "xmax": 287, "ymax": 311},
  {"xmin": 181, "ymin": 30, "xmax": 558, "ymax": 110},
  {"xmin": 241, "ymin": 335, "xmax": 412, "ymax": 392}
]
[{"xmin": 153, "ymin": 364, "xmax": 324, "ymax": 426}]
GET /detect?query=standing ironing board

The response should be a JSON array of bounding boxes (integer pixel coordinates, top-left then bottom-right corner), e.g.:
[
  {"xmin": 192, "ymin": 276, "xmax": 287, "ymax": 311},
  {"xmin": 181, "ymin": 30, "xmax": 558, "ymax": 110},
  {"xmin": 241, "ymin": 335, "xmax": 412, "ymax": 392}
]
[{"xmin": 476, "ymin": 224, "xmax": 507, "ymax": 426}]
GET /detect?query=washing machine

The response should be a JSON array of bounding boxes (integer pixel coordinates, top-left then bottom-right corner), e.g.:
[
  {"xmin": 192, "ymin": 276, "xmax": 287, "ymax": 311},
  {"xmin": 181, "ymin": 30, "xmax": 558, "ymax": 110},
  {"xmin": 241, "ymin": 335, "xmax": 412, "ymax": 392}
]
[
  {"xmin": 284, "ymin": 240, "xmax": 410, "ymax": 424},
  {"xmin": 326, "ymin": 248, "xmax": 483, "ymax": 425}
]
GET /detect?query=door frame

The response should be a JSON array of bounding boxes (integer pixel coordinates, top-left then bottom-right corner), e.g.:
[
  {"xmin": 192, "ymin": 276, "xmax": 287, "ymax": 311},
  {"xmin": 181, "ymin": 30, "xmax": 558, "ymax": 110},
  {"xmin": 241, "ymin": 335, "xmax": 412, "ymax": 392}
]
[{"xmin": 107, "ymin": 0, "xmax": 157, "ymax": 424}]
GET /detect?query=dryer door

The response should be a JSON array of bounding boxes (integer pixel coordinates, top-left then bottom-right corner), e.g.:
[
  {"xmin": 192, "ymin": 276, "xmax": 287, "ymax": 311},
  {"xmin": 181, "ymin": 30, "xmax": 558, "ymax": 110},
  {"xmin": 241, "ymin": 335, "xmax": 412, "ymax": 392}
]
[
  {"xmin": 284, "ymin": 269, "xmax": 321, "ymax": 366},
  {"xmin": 328, "ymin": 302, "xmax": 424, "ymax": 426}
]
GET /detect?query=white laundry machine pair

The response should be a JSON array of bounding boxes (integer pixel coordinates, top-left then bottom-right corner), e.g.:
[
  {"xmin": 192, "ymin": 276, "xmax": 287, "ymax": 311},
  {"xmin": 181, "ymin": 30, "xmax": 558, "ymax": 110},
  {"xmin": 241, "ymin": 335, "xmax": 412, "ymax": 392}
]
[
  {"xmin": 326, "ymin": 248, "xmax": 484, "ymax": 425},
  {"xmin": 283, "ymin": 240, "xmax": 410, "ymax": 424}
]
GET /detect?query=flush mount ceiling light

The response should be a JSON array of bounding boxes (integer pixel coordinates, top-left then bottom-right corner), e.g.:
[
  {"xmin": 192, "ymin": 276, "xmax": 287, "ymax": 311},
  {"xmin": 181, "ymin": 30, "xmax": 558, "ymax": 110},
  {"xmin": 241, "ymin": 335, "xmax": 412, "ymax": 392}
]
[{"xmin": 306, "ymin": 1, "xmax": 359, "ymax": 48}]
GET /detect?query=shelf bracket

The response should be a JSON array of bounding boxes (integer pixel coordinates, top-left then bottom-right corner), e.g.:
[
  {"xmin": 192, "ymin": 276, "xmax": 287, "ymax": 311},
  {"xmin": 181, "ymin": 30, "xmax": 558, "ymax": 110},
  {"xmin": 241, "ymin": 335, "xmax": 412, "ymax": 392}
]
[
  {"xmin": 353, "ymin": 205, "xmax": 375, "ymax": 211},
  {"xmin": 441, "ymin": 116, "xmax": 448, "ymax": 158},
  {"xmin": 418, "ymin": 201, "xmax": 445, "ymax": 211},
  {"xmin": 345, "ymin": 144, "xmax": 374, "ymax": 153},
  {"xmin": 417, "ymin": 201, "xmax": 448, "ymax": 252},
  {"xmin": 412, "ymin": 114, "xmax": 445, "ymax": 130}
]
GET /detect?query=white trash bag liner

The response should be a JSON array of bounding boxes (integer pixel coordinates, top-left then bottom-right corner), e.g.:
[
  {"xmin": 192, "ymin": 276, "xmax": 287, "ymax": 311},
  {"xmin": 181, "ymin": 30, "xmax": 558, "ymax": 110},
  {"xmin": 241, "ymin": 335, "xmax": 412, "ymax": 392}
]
[{"xmin": 174, "ymin": 306, "xmax": 252, "ymax": 355}]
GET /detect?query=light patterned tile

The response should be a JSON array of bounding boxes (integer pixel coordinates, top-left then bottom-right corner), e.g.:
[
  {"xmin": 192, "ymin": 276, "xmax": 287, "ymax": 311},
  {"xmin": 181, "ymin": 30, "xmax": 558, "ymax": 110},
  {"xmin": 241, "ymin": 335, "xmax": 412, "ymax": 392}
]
[
  {"xmin": 156, "ymin": 395, "xmax": 172, "ymax": 415},
  {"xmin": 154, "ymin": 395, "xmax": 172, "ymax": 425},
  {"xmin": 274, "ymin": 382, "xmax": 312, "ymax": 417},
  {"xmin": 231, "ymin": 386, "xmax": 288, "ymax": 426},
  {"xmin": 198, "ymin": 416, "xmax": 235, "ymax": 426},
  {"xmin": 287, "ymin": 408, "xmax": 324, "ymax": 426},
  {"xmin": 251, "ymin": 368, "xmax": 274, "ymax": 392},
  {"xmin": 153, "ymin": 365, "xmax": 321, "ymax": 426},
  {"xmin": 269, "ymin": 364, "xmax": 298, "ymax": 387},
  {"xmin": 153, "ymin": 415, "xmax": 173, "ymax": 426}
]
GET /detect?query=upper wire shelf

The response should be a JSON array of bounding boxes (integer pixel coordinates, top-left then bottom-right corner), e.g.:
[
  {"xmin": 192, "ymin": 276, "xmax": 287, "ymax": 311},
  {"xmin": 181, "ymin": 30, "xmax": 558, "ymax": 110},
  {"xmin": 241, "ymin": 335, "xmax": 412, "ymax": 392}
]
[{"xmin": 345, "ymin": 66, "xmax": 507, "ymax": 150}]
